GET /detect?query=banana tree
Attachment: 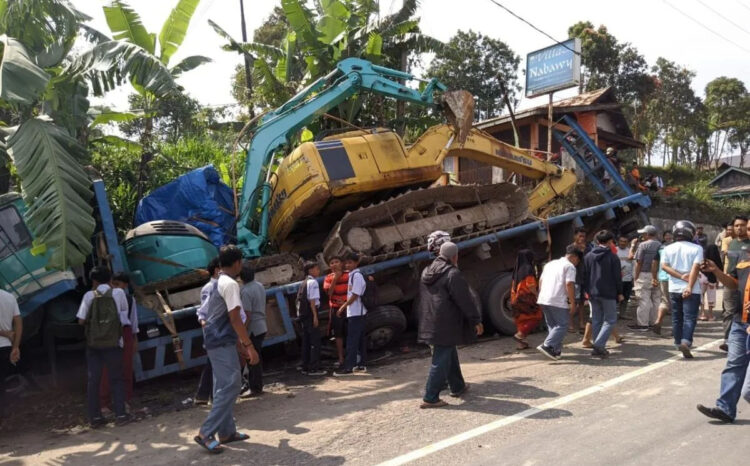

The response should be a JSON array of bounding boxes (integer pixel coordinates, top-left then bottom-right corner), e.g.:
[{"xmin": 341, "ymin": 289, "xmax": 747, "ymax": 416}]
[
  {"xmin": 103, "ymin": 0, "xmax": 210, "ymax": 203},
  {"xmin": 0, "ymin": 0, "xmax": 179, "ymax": 269}
]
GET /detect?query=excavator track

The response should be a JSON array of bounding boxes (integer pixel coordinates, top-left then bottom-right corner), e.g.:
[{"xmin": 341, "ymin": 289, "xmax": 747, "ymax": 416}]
[
  {"xmin": 247, "ymin": 252, "xmax": 304, "ymax": 287},
  {"xmin": 323, "ymin": 183, "xmax": 530, "ymax": 262}
]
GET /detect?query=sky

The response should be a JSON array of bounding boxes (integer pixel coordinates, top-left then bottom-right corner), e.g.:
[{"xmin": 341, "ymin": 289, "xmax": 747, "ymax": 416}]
[{"xmin": 73, "ymin": 0, "xmax": 750, "ymax": 112}]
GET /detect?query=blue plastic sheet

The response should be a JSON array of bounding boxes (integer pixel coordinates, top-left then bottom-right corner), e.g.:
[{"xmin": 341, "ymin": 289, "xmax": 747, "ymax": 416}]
[{"xmin": 134, "ymin": 165, "xmax": 235, "ymax": 247}]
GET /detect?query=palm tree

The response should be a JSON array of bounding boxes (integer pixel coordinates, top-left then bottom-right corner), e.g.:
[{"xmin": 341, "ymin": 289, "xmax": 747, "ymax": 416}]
[
  {"xmin": 102, "ymin": 0, "xmax": 211, "ymax": 203},
  {"xmin": 0, "ymin": 0, "xmax": 178, "ymax": 269}
]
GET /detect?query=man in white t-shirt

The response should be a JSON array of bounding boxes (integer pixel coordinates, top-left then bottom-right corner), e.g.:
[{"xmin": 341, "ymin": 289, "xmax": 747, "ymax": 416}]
[
  {"xmin": 616, "ymin": 234, "xmax": 634, "ymax": 319},
  {"xmin": 76, "ymin": 267, "xmax": 131, "ymax": 427},
  {"xmin": 536, "ymin": 245, "xmax": 582, "ymax": 360},
  {"xmin": 334, "ymin": 252, "xmax": 369, "ymax": 376},
  {"xmin": 661, "ymin": 221, "xmax": 703, "ymax": 359},
  {"xmin": 195, "ymin": 246, "xmax": 258, "ymax": 453},
  {"xmin": 0, "ymin": 289, "xmax": 22, "ymax": 418}
]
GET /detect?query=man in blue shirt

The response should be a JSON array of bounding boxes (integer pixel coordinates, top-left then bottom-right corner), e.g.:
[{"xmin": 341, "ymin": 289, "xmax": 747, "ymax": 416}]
[
  {"xmin": 661, "ymin": 221, "xmax": 703, "ymax": 359},
  {"xmin": 334, "ymin": 252, "xmax": 369, "ymax": 376}
]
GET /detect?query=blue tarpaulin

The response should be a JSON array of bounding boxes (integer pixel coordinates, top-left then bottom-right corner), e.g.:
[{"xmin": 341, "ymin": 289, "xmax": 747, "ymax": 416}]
[{"xmin": 134, "ymin": 165, "xmax": 235, "ymax": 247}]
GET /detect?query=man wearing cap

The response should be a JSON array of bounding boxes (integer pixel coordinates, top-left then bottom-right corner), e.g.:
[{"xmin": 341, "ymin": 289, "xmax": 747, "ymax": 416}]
[
  {"xmin": 696, "ymin": 245, "xmax": 750, "ymax": 423},
  {"xmin": 537, "ymin": 245, "xmax": 582, "ymax": 360},
  {"xmin": 417, "ymin": 242, "xmax": 483, "ymax": 408},
  {"xmin": 630, "ymin": 225, "xmax": 661, "ymax": 331}
]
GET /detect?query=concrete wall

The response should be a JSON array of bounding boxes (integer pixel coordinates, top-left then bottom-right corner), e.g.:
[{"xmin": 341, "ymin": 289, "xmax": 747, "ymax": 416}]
[{"xmin": 650, "ymin": 217, "xmax": 721, "ymax": 243}]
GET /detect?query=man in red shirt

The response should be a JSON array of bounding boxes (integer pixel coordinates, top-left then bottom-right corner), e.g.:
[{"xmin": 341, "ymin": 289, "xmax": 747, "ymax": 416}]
[{"xmin": 323, "ymin": 256, "xmax": 349, "ymax": 367}]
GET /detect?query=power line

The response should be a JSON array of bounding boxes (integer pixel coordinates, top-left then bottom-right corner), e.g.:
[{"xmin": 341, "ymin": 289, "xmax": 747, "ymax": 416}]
[
  {"xmin": 662, "ymin": 0, "xmax": 750, "ymax": 54},
  {"xmin": 695, "ymin": 0, "xmax": 750, "ymax": 37},
  {"xmin": 485, "ymin": 0, "xmax": 581, "ymax": 55},
  {"xmin": 736, "ymin": 0, "xmax": 750, "ymax": 13}
]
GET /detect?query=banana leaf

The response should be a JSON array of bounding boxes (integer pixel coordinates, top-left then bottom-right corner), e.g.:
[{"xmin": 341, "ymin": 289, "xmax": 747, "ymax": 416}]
[
  {"xmin": 170, "ymin": 55, "xmax": 211, "ymax": 77},
  {"xmin": 158, "ymin": 0, "xmax": 200, "ymax": 65},
  {"xmin": 103, "ymin": 0, "xmax": 155, "ymax": 54},
  {"xmin": 7, "ymin": 118, "xmax": 95, "ymax": 269},
  {"xmin": 0, "ymin": 35, "xmax": 50, "ymax": 105}
]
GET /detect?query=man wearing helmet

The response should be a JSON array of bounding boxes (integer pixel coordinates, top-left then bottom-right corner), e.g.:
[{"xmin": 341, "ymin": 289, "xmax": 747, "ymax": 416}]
[
  {"xmin": 661, "ymin": 220, "xmax": 704, "ymax": 359},
  {"xmin": 696, "ymin": 245, "xmax": 750, "ymax": 423}
]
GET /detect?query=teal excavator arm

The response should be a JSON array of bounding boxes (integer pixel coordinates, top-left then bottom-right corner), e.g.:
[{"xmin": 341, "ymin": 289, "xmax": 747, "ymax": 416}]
[{"xmin": 236, "ymin": 57, "xmax": 451, "ymax": 258}]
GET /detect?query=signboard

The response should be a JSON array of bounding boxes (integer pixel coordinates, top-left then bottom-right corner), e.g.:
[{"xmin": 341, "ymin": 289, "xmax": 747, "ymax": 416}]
[{"xmin": 525, "ymin": 38, "xmax": 581, "ymax": 98}]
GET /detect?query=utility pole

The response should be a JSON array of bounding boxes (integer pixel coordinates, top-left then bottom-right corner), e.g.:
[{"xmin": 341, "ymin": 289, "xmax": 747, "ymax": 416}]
[{"xmin": 239, "ymin": 0, "xmax": 254, "ymax": 118}]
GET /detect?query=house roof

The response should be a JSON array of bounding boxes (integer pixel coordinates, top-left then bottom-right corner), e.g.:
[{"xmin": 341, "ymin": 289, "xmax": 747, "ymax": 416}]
[
  {"xmin": 712, "ymin": 184, "xmax": 750, "ymax": 198},
  {"xmin": 475, "ymin": 87, "xmax": 638, "ymax": 145},
  {"xmin": 708, "ymin": 167, "xmax": 750, "ymax": 186}
]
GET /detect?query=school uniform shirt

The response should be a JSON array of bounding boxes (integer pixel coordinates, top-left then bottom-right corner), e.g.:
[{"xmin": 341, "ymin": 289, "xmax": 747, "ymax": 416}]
[
  {"xmin": 347, "ymin": 269, "xmax": 367, "ymax": 317},
  {"xmin": 0, "ymin": 290, "xmax": 20, "ymax": 348},
  {"xmin": 126, "ymin": 293, "xmax": 139, "ymax": 335},
  {"xmin": 306, "ymin": 276, "xmax": 321, "ymax": 309},
  {"xmin": 76, "ymin": 284, "xmax": 130, "ymax": 347},
  {"xmin": 661, "ymin": 241, "xmax": 704, "ymax": 294},
  {"xmin": 537, "ymin": 257, "xmax": 577, "ymax": 308}
]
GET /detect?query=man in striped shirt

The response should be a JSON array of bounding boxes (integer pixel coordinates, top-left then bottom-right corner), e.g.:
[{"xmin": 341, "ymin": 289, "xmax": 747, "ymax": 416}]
[{"xmin": 324, "ymin": 256, "xmax": 349, "ymax": 368}]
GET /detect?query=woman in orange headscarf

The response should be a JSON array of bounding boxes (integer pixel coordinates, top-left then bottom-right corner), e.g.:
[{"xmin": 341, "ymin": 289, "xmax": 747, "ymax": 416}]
[{"xmin": 510, "ymin": 249, "xmax": 543, "ymax": 350}]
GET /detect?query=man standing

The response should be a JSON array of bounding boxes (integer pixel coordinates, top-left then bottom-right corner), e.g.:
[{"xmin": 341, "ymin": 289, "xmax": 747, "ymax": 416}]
[
  {"xmin": 0, "ymin": 289, "xmax": 22, "ymax": 419},
  {"xmin": 195, "ymin": 246, "xmax": 258, "ymax": 454},
  {"xmin": 537, "ymin": 245, "xmax": 582, "ymax": 360},
  {"xmin": 661, "ymin": 221, "xmax": 703, "ymax": 359},
  {"xmin": 417, "ymin": 242, "xmax": 482, "ymax": 408},
  {"xmin": 195, "ymin": 258, "xmax": 220, "ymax": 405},
  {"xmin": 696, "ymin": 247, "xmax": 750, "ymax": 423},
  {"xmin": 77, "ymin": 267, "xmax": 131, "ymax": 427},
  {"xmin": 584, "ymin": 231, "xmax": 624, "ymax": 358},
  {"xmin": 240, "ymin": 263, "xmax": 267, "ymax": 397},
  {"xmin": 323, "ymin": 256, "xmax": 349, "ymax": 368},
  {"xmin": 721, "ymin": 216, "xmax": 749, "ymax": 351},
  {"xmin": 653, "ymin": 231, "xmax": 674, "ymax": 336},
  {"xmin": 334, "ymin": 253, "xmax": 369, "ymax": 376},
  {"xmin": 297, "ymin": 262, "xmax": 326, "ymax": 376},
  {"xmin": 695, "ymin": 225, "xmax": 709, "ymax": 248},
  {"xmin": 571, "ymin": 228, "xmax": 592, "ymax": 333},
  {"xmin": 99, "ymin": 272, "xmax": 138, "ymax": 411},
  {"xmin": 616, "ymin": 234, "xmax": 634, "ymax": 319},
  {"xmin": 630, "ymin": 226, "xmax": 662, "ymax": 331}
]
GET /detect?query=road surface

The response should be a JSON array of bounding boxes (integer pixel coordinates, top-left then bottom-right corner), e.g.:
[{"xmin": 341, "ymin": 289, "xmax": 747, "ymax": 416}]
[{"xmin": 1, "ymin": 315, "xmax": 745, "ymax": 465}]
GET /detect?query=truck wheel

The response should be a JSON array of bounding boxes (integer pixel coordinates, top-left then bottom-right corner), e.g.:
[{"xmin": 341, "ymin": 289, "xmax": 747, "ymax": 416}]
[
  {"xmin": 480, "ymin": 273, "xmax": 515, "ymax": 336},
  {"xmin": 365, "ymin": 305, "xmax": 407, "ymax": 350}
]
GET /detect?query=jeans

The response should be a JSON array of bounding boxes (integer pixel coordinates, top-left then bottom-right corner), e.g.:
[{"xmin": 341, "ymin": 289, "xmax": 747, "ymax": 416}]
[
  {"xmin": 344, "ymin": 315, "xmax": 367, "ymax": 371},
  {"xmin": 541, "ymin": 305, "xmax": 569, "ymax": 354},
  {"xmin": 200, "ymin": 343, "xmax": 241, "ymax": 439},
  {"xmin": 424, "ymin": 345, "xmax": 465, "ymax": 403},
  {"xmin": 300, "ymin": 318, "xmax": 321, "ymax": 371},
  {"xmin": 634, "ymin": 273, "xmax": 661, "ymax": 326},
  {"xmin": 195, "ymin": 359, "xmax": 213, "ymax": 402},
  {"xmin": 86, "ymin": 346, "xmax": 126, "ymax": 422},
  {"xmin": 246, "ymin": 332, "xmax": 265, "ymax": 393},
  {"xmin": 669, "ymin": 293, "xmax": 701, "ymax": 347},
  {"xmin": 590, "ymin": 297, "xmax": 618, "ymax": 349},
  {"xmin": 715, "ymin": 321, "xmax": 750, "ymax": 420}
]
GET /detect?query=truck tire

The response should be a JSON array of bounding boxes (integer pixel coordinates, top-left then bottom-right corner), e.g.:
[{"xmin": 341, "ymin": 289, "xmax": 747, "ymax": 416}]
[
  {"xmin": 365, "ymin": 305, "xmax": 407, "ymax": 350},
  {"xmin": 480, "ymin": 273, "xmax": 515, "ymax": 336}
]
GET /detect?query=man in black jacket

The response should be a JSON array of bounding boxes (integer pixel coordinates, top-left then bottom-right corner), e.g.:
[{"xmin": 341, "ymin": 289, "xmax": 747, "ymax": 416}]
[
  {"xmin": 584, "ymin": 230, "xmax": 624, "ymax": 358},
  {"xmin": 418, "ymin": 242, "xmax": 483, "ymax": 408}
]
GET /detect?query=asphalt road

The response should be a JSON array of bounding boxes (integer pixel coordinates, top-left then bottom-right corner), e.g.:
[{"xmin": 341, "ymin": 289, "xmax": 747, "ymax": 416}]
[{"xmin": 1, "ymin": 311, "xmax": 746, "ymax": 466}]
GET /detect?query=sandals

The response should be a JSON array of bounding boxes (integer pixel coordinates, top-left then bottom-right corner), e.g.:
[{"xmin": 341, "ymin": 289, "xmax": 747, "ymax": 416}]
[
  {"xmin": 220, "ymin": 432, "xmax": 250, "ymax": 444},
  {"xmin": 513, "ymin": 334, "xmax": 530, "ymax": 350},
  {"xmin": 420, "ymin": 400, "xmax": 448, "ymax": 409},
  {"xmin": 194, "ymin": 435, "xmax": 223, "ymax": 454}
]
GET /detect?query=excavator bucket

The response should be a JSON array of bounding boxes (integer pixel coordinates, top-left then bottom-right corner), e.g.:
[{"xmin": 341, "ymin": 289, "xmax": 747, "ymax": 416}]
[{"xmin": 441, "ymin": 90, "xmax": 475, "ymax": 146}]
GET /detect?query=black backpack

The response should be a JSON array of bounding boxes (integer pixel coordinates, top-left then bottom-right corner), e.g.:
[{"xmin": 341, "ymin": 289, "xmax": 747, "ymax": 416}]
[
  {"xmin": 296, "ymin": 279, "xmax": 312, "ymax": 318},
  {"xmin": 85, "ymin": 289, "xmax": 122, "ymax": 348},
  {"xmin": 353, "ymin": 271, "xmax": 379, "ymax": 310}
]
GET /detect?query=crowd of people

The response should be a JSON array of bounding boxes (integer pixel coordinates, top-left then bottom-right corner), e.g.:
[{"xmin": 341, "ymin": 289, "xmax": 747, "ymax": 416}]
[{"xmin": 2, "ymin": 216, "xmax": 750, "ymax": 452}]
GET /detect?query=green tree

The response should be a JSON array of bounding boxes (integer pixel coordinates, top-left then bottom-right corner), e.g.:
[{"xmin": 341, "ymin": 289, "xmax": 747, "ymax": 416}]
[
  {"xmin": 120, "ymin": 91, "xmax": 201, "ymax": 144},
  {"xmin": 0, "ymin": 0, "xmax": 178, "ymax": 268},
  {"xmin": 427, "ymin": 30, "xmax": 520, "ymax": 121},
  {"xmin": 705, "ymin": 77, "xmax": 750, "ymax": 166},
  {"xmin": 568, "ymin": 21, "xmax": 620, "ymax": 92},
  {"xmin": 102, "ymin": 0, "xmax": 210, "ymax": 203}
]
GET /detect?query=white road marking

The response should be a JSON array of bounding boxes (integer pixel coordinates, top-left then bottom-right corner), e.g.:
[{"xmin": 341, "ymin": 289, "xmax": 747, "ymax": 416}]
[{"xmin": 377, "ymin": 339, "xmax": 722, "ymax": 466}]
